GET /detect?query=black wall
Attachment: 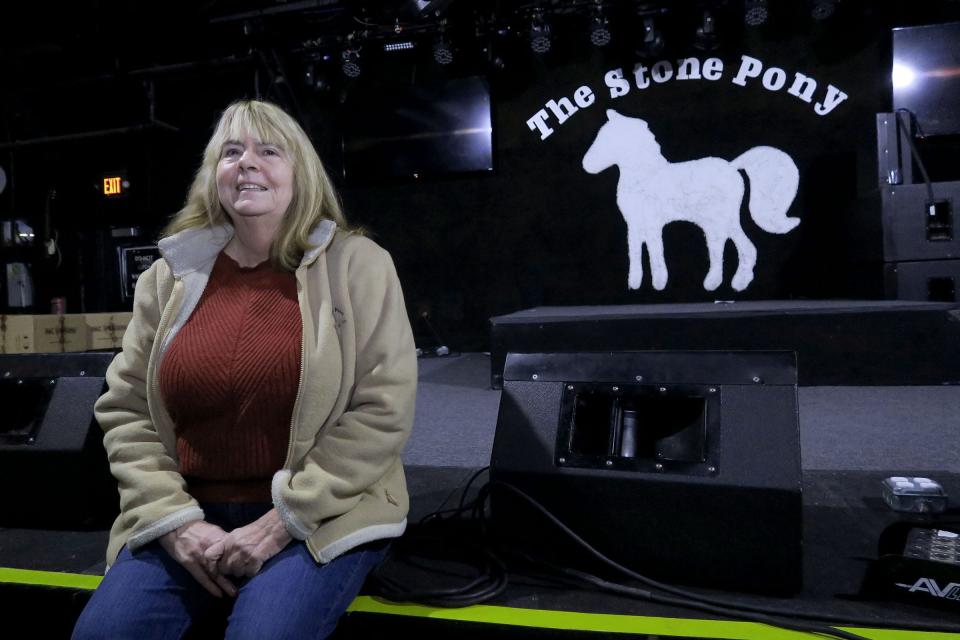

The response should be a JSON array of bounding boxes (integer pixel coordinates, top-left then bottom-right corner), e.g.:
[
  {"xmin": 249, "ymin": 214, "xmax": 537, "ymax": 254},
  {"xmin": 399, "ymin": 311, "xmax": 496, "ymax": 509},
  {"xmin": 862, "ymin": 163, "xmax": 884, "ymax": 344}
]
[{"xmin": 3, "ymin": 2, "xmax": 959, "ymax": 349}]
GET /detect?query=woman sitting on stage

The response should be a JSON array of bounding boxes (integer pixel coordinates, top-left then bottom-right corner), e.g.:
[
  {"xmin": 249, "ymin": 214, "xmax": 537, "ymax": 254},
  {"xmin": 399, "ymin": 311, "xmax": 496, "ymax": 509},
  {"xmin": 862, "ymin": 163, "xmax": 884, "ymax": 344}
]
[{"xmin": 73, "ymin": 99, "xmax": 417, "ymax": 639}]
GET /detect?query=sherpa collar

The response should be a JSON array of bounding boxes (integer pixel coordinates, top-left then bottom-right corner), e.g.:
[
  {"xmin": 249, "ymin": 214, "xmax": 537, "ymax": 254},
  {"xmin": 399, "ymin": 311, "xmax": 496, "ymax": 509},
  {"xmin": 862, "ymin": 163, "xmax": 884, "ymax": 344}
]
[{"xmin": 157, "ymin": 219, "xmax": 337, "ymax": 277}]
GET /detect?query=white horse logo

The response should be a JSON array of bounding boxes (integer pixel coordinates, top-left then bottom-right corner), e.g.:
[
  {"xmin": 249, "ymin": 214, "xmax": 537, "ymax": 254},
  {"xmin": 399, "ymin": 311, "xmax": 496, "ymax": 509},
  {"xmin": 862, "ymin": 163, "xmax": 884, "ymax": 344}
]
[{"xmin": 582, "ymin": 109, "xmax": 800, "ymax": 291}]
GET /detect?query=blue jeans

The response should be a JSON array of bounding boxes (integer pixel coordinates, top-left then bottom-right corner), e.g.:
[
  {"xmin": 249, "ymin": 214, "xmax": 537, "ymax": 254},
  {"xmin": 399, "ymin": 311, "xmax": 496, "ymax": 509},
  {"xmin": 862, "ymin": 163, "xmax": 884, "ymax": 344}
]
[{"xmin": 72, "ymin": 503, "xmax": 389, "ymax": 640}]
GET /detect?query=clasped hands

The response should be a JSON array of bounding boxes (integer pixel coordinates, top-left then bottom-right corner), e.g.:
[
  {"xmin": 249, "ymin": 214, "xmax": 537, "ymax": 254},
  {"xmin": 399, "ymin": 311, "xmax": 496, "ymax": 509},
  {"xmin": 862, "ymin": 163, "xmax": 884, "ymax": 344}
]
[{"xmin": 158, "ymin": 507, "xmax": 292, "ymax": 598}]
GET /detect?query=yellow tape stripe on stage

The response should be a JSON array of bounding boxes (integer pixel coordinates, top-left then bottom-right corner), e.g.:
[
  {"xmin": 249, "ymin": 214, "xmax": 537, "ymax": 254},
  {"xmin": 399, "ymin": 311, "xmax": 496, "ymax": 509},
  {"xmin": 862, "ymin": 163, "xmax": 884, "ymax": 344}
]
[
  {"xmin": 0, "ymin": 567, "xmax": 102, "ymax": 590},
  {"xmin": 1, "ymin": 571, "xmax": 956, "ymax": 640},
  {"xmin": 347, "ymin": 596, "xmax": 960, "ymax": 640}
]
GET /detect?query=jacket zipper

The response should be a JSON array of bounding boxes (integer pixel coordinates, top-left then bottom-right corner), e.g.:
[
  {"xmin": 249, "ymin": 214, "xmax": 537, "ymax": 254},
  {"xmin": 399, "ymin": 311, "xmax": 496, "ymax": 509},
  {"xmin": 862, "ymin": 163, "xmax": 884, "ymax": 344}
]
[
  {"xmin": 149, "ymin": 278, "xmax": 184, "ymax": 442},
  {"xmin": 283, "ymin": 270, "xmax": 307, "ymax": 470}
]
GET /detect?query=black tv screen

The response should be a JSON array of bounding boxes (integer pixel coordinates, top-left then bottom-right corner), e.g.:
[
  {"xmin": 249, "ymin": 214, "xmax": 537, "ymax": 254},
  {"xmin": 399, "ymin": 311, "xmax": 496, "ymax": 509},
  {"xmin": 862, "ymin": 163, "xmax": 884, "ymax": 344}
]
[
  {"xmin": 341, "ymin": 75, "xmax": 493, "ymax": 182},
  {"xmin": 893, "ymin": 21, "xmax": 960, "ymax": 137}
]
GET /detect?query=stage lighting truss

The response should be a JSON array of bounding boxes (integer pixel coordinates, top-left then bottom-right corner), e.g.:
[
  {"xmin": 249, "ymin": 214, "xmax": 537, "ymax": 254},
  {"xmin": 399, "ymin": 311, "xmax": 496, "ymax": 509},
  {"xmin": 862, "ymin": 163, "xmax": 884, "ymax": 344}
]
[
  {"xmin": 383, "ymin": 40, "xmax": 416, "ymax": 52},
  {"xmin": 589, "ymin": 6, "xmax": 612, "ymax": 47},
  {"xmin": 744, "ymin": 0, "xmax": 768, "ymax": 26},
  {"xmin": 529, "ymin": 9, "xmax": 552, "ymax": 54}
]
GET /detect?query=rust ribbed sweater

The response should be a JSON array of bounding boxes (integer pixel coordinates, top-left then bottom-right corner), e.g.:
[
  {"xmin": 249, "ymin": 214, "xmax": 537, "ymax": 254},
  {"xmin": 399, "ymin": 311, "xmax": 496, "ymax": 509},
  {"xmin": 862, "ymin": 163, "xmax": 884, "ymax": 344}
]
[{"xmin": 159, "ymin": 250, "xmax": 302, "ymax": 503}]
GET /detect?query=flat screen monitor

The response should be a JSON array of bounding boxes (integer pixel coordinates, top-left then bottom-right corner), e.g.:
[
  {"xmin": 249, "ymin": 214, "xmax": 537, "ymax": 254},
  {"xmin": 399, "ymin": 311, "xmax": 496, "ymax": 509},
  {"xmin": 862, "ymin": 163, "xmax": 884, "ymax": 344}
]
[
  {"xmin": 892, "ymin": 21, "xmax": 960, "ymax": 137},
  {"xmin": 341, "ymin": 75, "xmax": 494, "ymax": 182}
]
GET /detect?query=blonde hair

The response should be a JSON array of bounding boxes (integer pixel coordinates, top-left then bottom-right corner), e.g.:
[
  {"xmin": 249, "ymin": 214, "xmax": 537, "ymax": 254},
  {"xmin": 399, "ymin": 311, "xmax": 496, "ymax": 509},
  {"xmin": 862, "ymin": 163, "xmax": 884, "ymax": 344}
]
[{"xmin": 163, "ymin": 99, "xmax": 359, "ymax": 270}]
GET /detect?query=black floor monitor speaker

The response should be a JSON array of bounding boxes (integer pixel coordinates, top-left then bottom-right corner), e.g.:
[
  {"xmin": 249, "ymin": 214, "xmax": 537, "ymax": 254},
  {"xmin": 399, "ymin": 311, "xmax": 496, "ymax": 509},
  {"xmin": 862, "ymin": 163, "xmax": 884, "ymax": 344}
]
[
  {"xmin": 488, "ymin": 301, "xmax": 960, "ymax": 388},
  {"xmin": 490, "ymin": 351, "xmax": 802, "ymax": 594},
  {"xmin": 0, "ymin": 352, "xmax": 118, "ymax": 528}
]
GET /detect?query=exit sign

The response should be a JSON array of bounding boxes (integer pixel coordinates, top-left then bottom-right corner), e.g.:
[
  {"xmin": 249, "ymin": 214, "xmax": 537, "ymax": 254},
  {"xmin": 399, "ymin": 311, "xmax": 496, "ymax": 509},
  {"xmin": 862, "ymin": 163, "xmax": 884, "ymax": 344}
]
[
  {"xmin": 103, "ymin": 176, "xmax": 123, "ymax": 196},
  {"xmin": 101, "ymin": 173, "xmax": 130, "ymax": 198}
]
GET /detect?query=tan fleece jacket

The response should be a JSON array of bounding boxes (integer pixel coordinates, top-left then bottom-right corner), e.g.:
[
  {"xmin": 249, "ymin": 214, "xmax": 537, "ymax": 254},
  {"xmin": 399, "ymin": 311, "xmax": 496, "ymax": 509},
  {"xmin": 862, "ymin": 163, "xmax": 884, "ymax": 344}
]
[{"xmin": 95, "ymin": 220, "xmax": 417, "ymax": 567}]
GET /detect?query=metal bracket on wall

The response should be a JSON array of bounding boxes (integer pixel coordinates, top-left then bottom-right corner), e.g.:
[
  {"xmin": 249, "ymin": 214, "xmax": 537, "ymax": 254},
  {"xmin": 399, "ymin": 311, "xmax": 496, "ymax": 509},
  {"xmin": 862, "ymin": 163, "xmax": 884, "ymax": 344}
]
[{"xmin": 877, "ymin": 112, "xmax": 913, "ymax": 186}]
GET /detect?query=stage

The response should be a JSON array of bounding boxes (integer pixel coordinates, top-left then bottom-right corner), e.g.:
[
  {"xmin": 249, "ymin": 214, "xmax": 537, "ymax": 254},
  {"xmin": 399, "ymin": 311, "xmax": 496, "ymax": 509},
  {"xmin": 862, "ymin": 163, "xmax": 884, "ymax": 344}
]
[
  {"xmin": 8, "ymin": 0, "xmax": 960, "ymax": 636},
  {"xmin": 1, "ymin": 350, "xmax": 959, "ymax": 638}
]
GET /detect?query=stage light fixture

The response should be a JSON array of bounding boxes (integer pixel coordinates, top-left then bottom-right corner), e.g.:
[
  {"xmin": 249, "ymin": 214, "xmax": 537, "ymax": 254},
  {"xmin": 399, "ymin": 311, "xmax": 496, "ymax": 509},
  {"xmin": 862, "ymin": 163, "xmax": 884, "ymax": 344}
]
[
  {"xmin": 433, "ymin": 33, "xmax": 454, "ymax": 64},
  {"xmin": 892, "ymin": 63, "xmax": 916, "ymax": 90},
  {"xmin": 589, "ymin": 8, "xmax": 612, "ymax": 47},
  {"xmin": 304, "ymin": 61, "xmax": 333, "ymax": 93},
  {"xmin": 693, "ymin": 9, "xmax": 719, "ymax": 51},
  {"xmin": 529, "ymin": 9, "xmax": 552, "ymax": 54},
  {"xmin": 744, "ymin": 0, "xmax": 768, "ymax": 26},
  {"xmin": 486, "ymin": 39, "xmax": 507, "ymax": 72},
  {"xmin": 810, "ymin": 0, "xmax": 836, "ymax": 20},
  {"xmin": 341, "ymin": 47, "xmax": 362, "ymax": 78},
  {"xmin": 638, "ymin": 16, "xmax": 665, "ymax": 58},
  {"xmin": 383, "ymin": 41, "xmax": 416, "ymax": 52}
]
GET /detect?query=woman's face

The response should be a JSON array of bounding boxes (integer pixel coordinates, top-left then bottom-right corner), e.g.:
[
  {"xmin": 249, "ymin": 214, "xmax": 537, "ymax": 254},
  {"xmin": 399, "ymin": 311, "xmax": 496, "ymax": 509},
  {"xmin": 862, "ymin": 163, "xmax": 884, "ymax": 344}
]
[{"xmin": 216, "ymin": 135, "xmax": 294, "ymax": 225}]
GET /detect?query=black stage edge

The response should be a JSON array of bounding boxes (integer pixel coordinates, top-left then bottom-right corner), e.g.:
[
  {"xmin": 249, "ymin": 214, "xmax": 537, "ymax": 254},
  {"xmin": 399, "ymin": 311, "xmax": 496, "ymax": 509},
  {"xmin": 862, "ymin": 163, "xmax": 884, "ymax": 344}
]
[
  {"xmin": 489, "ymin": 301, "xmax": 960, "ymax": 388},
  {"xmin": 353, "ymin": 468, "xmax": 960, "ymax": 638},
  {"xmin": 2, "ymin": 467, "xmax": 960, "ymax": 638}
]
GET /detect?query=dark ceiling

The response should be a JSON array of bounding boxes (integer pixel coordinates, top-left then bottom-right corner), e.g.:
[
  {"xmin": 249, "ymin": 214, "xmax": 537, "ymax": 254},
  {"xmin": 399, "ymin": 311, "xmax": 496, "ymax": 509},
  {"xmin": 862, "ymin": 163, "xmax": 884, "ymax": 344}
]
[
  {"xmin": 2, "ymin": 0, "xmax": 493, "ymax": 142},
  {"xmin": 4, "ymin": 0, "xmax": 960, "ymax": 144},
  {"xmin": 7, "ymin": 0, "xmax": 960, "ymax": 88},
  {"xmin": 4, "ymin": 1, "xmax": 499, "ymax": 89}
]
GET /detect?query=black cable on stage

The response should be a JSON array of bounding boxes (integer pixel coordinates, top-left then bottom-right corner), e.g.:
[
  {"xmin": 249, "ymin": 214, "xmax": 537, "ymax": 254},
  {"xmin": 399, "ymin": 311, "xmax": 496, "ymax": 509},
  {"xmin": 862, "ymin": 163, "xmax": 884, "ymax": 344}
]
[
  {"xmin": 370, "ymin": 473, "xmax": 958, "ymax": 636},
  {"xmin": 511, "ymin": 552, "xmax": 868, "ymax": 640},
  {"xmin": 371, "ymin": 542, "xmax": 508, "ymax": 607},
  {"xmin": 480, "ymin": 482, "xmax": 870, "ymax": 640},
  {"xmin": 487, "ymin": 481, "xmax": 960, "ymax": 635},
  {"xmin": 370, "ymin": 537, "xmax": 508, "ymax": 607},
  {"xmin": 417, "ymin": 466, "xmax": 490, "ymax": 526},
  {"xmin": 381, "ymin": 480, "xmax": 865, "ymax": 638},
  {"xmin": 457, "ymin": 466, "xmax": 490, "ymax": 513},
  {"xmin": 501, "ymin": 551, "xmax": 874, "ymax": 640},
  {"xmin": 369, "ymin": 467, "xmax": 507, "ymax": 607},
  {"xmin": 377, "ymin": 475, "xmax": 858, "ymax": 637},
  {"xmin": 894, "ymin": 108, "xmax": 935, "ymax": 205}
]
